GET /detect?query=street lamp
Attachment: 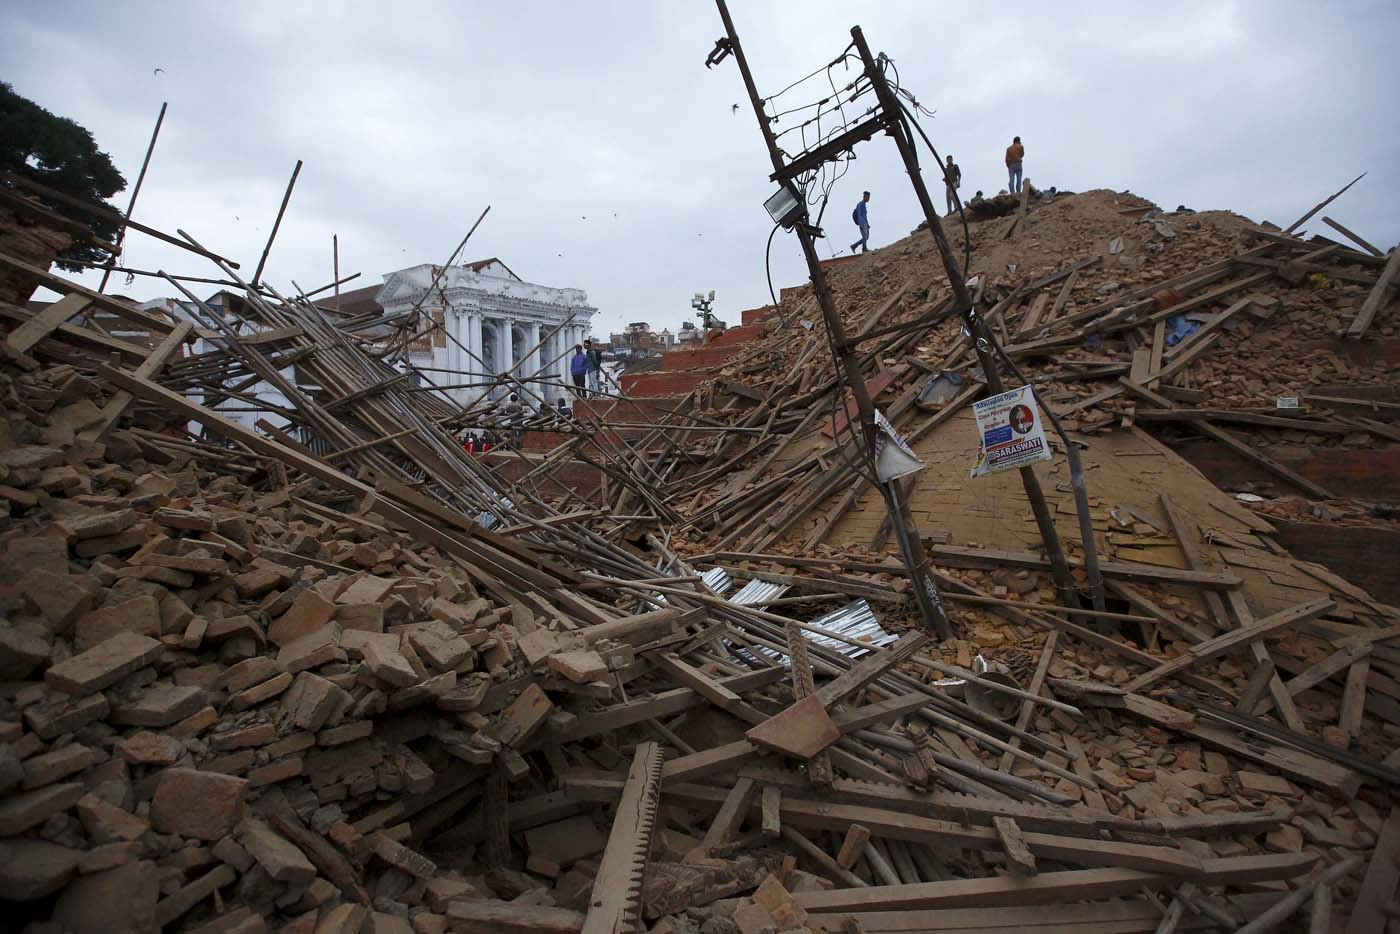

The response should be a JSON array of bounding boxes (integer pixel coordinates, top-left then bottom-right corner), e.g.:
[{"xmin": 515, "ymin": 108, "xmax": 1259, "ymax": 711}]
[{"xmin": 691, "ymin": 290, "xmax": 718, "ymax": 330}]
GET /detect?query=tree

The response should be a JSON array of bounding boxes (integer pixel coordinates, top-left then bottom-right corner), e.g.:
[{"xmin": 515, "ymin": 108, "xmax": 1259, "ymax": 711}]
[{"xmin": 0, "ymin": 81, "xmax": 126, "ymax": 271}]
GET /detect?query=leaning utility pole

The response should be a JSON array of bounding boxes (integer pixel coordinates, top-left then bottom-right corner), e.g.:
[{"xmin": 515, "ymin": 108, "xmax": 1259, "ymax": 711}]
[
  {"xmin": 848, "ymin": 26, "xmax": 1085, "ymax": 610},
  {"xmin": 712, "ymin": 0, "xmax": 953, "ymax": 639}
]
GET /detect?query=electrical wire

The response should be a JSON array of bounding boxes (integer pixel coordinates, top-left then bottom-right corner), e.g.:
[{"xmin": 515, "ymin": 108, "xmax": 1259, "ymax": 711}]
[
  {"xmin": 897, "ymin": 100, "xmax": 973, "ymax": 279},
  {"xmin": 764, "ymin": 220, "xmax": 781, "ymax": 311}
]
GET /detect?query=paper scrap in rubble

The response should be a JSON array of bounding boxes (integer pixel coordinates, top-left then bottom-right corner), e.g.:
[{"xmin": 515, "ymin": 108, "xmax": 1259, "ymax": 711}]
[{"xmin": 970, "ymin": 385, "xmax": 1052, "ymax": 477}]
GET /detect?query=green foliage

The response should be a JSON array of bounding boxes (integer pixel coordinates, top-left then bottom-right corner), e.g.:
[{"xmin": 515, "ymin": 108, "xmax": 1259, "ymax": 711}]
[{"xmin": 0, "ymin": 81, "xmax": 126, "ymax": 271}]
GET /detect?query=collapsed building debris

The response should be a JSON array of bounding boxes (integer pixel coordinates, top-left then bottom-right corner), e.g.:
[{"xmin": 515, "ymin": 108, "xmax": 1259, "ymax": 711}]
[{"xmin": 2, "ymin": 20, "xmax": 1400, "ymax": 934}]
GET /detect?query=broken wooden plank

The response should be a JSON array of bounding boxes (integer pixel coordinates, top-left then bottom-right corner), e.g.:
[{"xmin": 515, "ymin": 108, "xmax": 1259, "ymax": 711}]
[
  {"xmin": 582, "ymin": 742, "xmax": 663, "ymax": 934},
  {"xmin": 4, "ymin": 293, "xmax": 90, "ymax": 355},
  {"xmin": 701, "ymin": 777, "xmax": 757, "ymax": 850},
  {"xmin": 1346, "ymin": 242, "xmax": 1400, "ymax": 338},
  {"xmin": 745, "ymin": 695, "xmax": 840, "ymax": 761},
  {"xmin": 992, "ymin": 816, "xmax": 1037, "ymax": 876},
  {"xmin": 793, "ymin": 852, "xmax": 1316, "ymax": 913},
  {"xmin": 1346, "ymin": 807, "xmax": 1400, "ymax": 934},
  {"xmin": 1125, "ymin": 598, "xmax": 1335, "ymax": 693}
]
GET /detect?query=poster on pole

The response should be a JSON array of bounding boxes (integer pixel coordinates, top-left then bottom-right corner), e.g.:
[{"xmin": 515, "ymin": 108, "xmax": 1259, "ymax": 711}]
[
  {"xmin": 970, "ymin": 385, "xmax": 1052, "ymax": 477},
  {"xmin": 873, "ymin": 409, "xmax": 924, "ymax": 482}
]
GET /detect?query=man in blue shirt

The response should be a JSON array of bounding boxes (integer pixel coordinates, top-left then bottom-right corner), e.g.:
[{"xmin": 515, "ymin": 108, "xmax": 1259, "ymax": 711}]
[
  {"xmin": 850, "ymin": 191, "xmax": 871, "ymax": 253},
  {"xmin": 569, "ymin": 344, "xmax": 588, "ymax": 398}
]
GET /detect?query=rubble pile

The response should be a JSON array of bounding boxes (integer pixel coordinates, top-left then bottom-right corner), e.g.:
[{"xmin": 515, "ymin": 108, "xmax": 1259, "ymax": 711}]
[{"xmin": 1, "ymin": 172, "xmax": 1398, "ymax": 934}]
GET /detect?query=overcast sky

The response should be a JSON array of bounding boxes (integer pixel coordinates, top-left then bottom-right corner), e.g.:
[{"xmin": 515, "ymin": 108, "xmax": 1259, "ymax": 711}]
[{"xmin": 6, "ymin": 1, "xmax": 1397, "ymax": 336}]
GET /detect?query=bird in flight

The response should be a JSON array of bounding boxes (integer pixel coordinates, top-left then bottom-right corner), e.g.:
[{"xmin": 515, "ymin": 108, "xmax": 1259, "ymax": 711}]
[
  {"xmin": 731, "ymin": 103, "xmax": 739, "ymax": 114},
  {"xmin": 153, "ymin": 67, "xmax": 165, "ymax": 76}
]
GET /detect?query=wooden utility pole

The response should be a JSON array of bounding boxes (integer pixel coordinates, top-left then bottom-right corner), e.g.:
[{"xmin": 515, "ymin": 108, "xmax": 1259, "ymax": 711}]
[
  {"xmin": 849, "ymin": 26, "xmax": 1085, "ymax": 610},
  {"xmin": 713, "ymin": 0, "xmax": 952, "ymax": 639},
  {"xmin": 98, "ymin": 101, "xmax": 167, "ymax": 294},
  {"xmin": 251, "ymin": 159, "xmax": 303, "ymax": 288}
]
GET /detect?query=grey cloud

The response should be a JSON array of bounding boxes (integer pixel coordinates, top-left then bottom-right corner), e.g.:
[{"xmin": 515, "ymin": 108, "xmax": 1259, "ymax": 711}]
[{"xmin": 4, "ymin": 0, "xmax": 1395, "ymax": 334}]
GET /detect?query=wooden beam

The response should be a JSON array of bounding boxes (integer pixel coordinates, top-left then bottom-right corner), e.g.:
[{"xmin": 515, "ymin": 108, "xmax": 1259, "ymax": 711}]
[
  {"xmin": 1284, "ymin": 172, "xmax": 1366, "ymax": 234},
  {"xmin": 1125, "ymin": 598, "xmax": 1335, "ymax": 692},
  {"xmin": 815, "ymin": 631, "xmax": 931, "ymax": 707},
  {"xmin": 1346, "ymin": 808, "xmax": 1400, "ymax": 934},
  {"xmin": 701, "ymin": 776, "xmax": 756, "ymax": 850},
  {"xmin": 925, "ymin": 544, "xmax": 1241, "ymax": 589},
  {"xmin": 992, "ymin": 816, "xmax": 1037, "ymax": 876},
  {"xmin": 0, "ymin": 302, "xmax": 150, "ymax": 363},
  {"xmin": 1190, "ymin": 420, "xmax": 1334, "ymax": 499},
  {"xmin": 1347, "ymin": 242, "xmax": 1400, "ymax": 338},
  {"xmin": 652, "ymin": 653, "xmax": 743, "ymax": 712},
  {"xmin": 793, "ymin": 853, "xmax": 1316, "ymax": 913},
  {"xmin": 82, "ymin": 321, "xmax": 193, "ymax": 442},
  {"xmin": 0, "ymin": 251, "xmax": 186, "ymax": 335},
  {"xmin": 4, "ymin": 293, "xmax": 90, "ymax": 354},
  {"xmin": 1321, "ymin": 215, "xmax": 1383, "ymax": 256}
]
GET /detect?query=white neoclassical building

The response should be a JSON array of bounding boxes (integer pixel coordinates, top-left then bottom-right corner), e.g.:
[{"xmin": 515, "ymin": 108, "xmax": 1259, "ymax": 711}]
[{"xmin": 376, "ymin": 259, "xmax": 597, "ymax": 405}]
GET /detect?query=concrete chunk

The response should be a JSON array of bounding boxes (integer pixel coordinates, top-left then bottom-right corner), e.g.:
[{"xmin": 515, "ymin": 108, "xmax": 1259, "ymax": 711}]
[
  {"xmin": 24, "ymin": 692, "xmax": 109, "ymax": 739},
  {"xmin": 76, "ymin": 793, "xmax": 150, "ymax": 842},
  {"xmin": 545, "ymin": 650, "xmax": 609, "ymax": 684},
  {"xmin": 0, "ymin": 781, "xmax": 85, "ymax": 834},
  {"xmin": 52, "ymin": 859, "xmax": 159, "ymax": 934},
  {"xmin": 277, "ymin": 622, "xmax": 342, "ymax": 674},
  {"xmin": 371, "ymin": 832, "xmax": 438, "ymax": 879},
  {"xmin": 0, "ymin": 838, "xmax": 81, "ymax": 900},
  {"xmin": 46, "ymin": 631, "xmax": 162, "ymax": 696},
  {"xmin": 74, "ymin": 595, "xmax": 162, "ymax": 651},
  {"xmin": 109, "ymin": 682, "xmax": 206, "ymax": 727},
  {"xmin": 269, "ymin": 587, "xmax": 337, "ymax": 646},
  {"xmin": 278, "ymin": 671, "xmax": 346, "ymax": 733},
  {"xmin": 20, "ymin": 742, "xmax": 94, "ymax": 789},
  {"xmin": 19, "ymin": 568, "xmax": 99, "ymax": 634},
  {"xmin": 150, "ymin": 769, "xmax": 248, "ymax": 841},
  {"xmin": 0, "ymin": 626, "xmax": 52, "ymax": 680},
  {"xmin": 363, "ymin": 638, "xmax": 421, "ymax": 687},
  {"xmin": 115, "ymin": 730, "xmax": 184, "ymax": 766},
  {"xmin": 239, "ymin": 817, "xmax": 316, "ymax": 884}
]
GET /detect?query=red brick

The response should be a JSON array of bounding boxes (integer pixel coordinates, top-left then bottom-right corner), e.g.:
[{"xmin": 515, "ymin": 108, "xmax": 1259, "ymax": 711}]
[{"xmin": 150, "ymin": 769, "xmax": 248, "ymax": 841}]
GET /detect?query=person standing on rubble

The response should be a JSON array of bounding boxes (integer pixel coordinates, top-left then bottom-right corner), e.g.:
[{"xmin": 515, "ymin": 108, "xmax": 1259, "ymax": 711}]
[
  {"xmin": 1006, "ymin": 136, "xmax": 1025, "ymax": 195},
  {"xmin": 584, "ymin": 338, "xmax": 603, "ymax": 396},
  {"xmin": 944, "ymin": 155, "xmax": 962, "ymax": 215},
  {"xmin": 569, "ymin": 344, "xmax": 588, "ymax": 398},
  {"xmin": 850, "ymin": 191, "xmax": 871, "ymax": 253}
]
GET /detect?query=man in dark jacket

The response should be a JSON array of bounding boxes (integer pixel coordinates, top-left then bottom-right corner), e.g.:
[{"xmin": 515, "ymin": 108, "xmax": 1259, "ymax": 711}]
[
  {"xmin": 850, "ymin": 191, "xmax": 871, "ymax": 253},
  {"xmin": 944, "ymin": 155, "xmax": 962, "ymax": 214}
]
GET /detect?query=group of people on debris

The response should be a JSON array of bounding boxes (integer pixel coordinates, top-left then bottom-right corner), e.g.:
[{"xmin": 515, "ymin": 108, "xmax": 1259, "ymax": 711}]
[
  {"xmin": 850, "ymin": 135, "xmax": 1028, "ymax": 253},
  {"xmin": 458, "ymin": 391, "xmax": 577, "ymax": 455},
  {"xmin": 569, "ymin": 339, "xmax": 604, "ymax": 398},
  {"xmin": 453, "ymin": 337, "xmax": 606, "ymax": 456}
]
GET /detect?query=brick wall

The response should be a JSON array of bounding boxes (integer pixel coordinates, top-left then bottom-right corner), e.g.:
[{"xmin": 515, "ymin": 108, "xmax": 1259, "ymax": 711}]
[
  {"xmin": 742, "ymin": 305, "xmax": 779, "ymax": 327},
  {"xmin": 621, "ymin": 370, "xmax": 710, "ymax": 397}
]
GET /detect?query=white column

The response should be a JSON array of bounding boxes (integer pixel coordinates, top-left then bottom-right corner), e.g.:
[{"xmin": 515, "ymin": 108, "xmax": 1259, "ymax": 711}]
[
  {"xmin": 498, "ymin": 317, "xmax": 512, "ymax": 378},
  {"xmin": 453, "ymin": 309, "xmax": 469, "ymax": 404},
  {"xmin": 467, "ymin": 313, "xmax": 484, "ymax": 383},
  {"xmin": 528, "ymin": 322, "xmax": 542, "ymax": 386}
]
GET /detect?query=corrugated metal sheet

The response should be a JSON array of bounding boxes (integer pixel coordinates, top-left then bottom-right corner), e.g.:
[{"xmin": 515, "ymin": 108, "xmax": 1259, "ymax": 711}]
[
  {"xmin": 700, "ymin": 567, "xmax": 732, "ymax": 595},
  {"xmin": 723, "ymin": 598, "xmax": 895, "ymax": 667},
  {"xmin": 731, "ymin": 578, "xmax": 789, "ymax": 606},
  {"xmin": 474, "ymin": 495, "xmax": 514, "ymax": 530},
  {"xmin": 805, "ymin": 599, "xmax": 897, "ymax": 657}
]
